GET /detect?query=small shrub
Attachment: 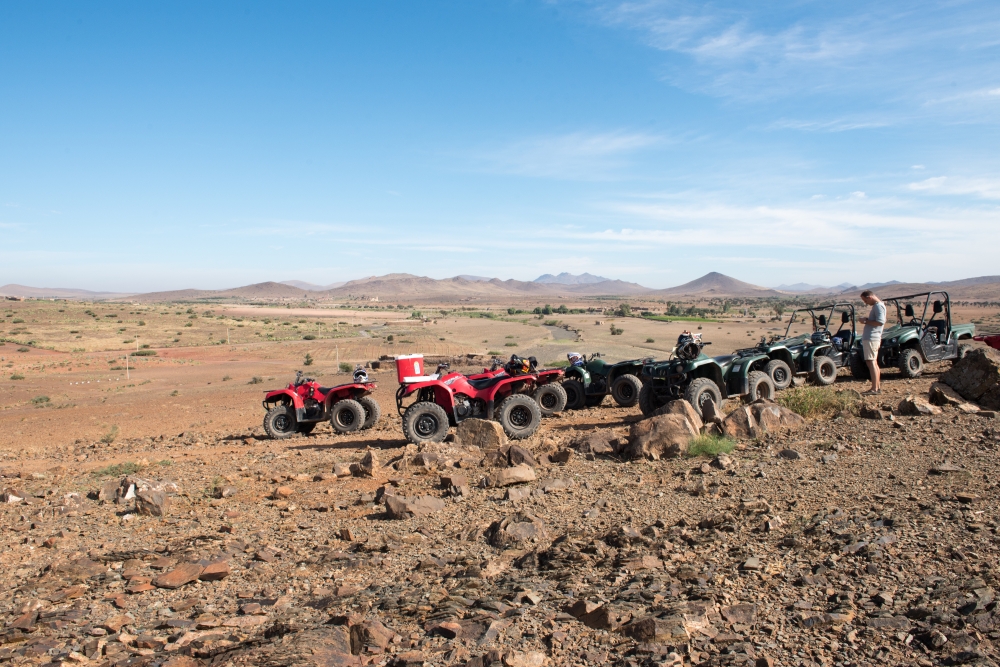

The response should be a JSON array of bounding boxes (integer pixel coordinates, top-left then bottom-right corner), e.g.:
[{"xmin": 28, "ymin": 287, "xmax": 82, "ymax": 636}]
[
  {"xmin": 92, "ymin": 461, "xmax": 141, "ymax": 477},
  {"xmin": 222, "ymin": 375, "xmax": 232, "ymax": 381},
  {"xmin": 248, "ymin": 376, "xmax": 264, "ymax": 385},
  {"xmin": 10, "ymin": 373, "xmax": 24, "ymax": 380},
  {"xmin": 504, "ymin": 342, "xmax": 518, "ymax": 347},
  {"xmin": 304, "ymin": 353, "xmax": 314, "ymax": 366},
  {"xmin": 610, "ymin": 326, "xmax": 624, "ymax": 336},
  {"xmin": 488, "ymin": 350, "xmax": 502, "ymax": 355},
  {"xmin": 32, "ymin": 395, "xmax": 50, "ymax": 405},
  {"xmin": 69, "ymin": 330, "xmax": 79, "ymax": 333},
  {"xmin": 138, "ymin": 320, "xmax": 146, "ymax": 326},
  {"xmin": 646, "ymin": 338, "xmax": 655, "ymax": 343},
  {"xmin": 778, "ymin": 387, "xmax": 861, "ymax": 419},
  {"xmin": 687, "ymin": 434, "xmax": 736, "ymax": 457},
  {"xmin": 170, "ymin": 390, "xmax": 179, "ymax": 396},
  {"xmin": 17, "ymin": 347, "xmax": 30, "ymax": 353},
  {"xmin": 547, "ymin": 359, "xmax": 570, "ymax": 368},
  {"xmin": 12, "ymin": 318, "xmax": 24, "ymax": 324},
  {"xmin": 100, "ymin": 425, "xmax": 119, "ymax": 444},
  {"xmin": 303, "ymin": 334, "xmax": 316, "ymax": 340},
  {"xmin": 131, "ymin": 350, "xmax": 157, "ymax": 356},
  {"xmin": 339, "ymin": 362, "xmax": 352, "ymax": 373},
  {"xmin": 386, "ymin": 335, "xmax": 394, "ymax": 342}
]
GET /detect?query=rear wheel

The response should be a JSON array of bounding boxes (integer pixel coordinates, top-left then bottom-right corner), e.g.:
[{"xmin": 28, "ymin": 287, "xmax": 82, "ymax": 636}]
[
  {"xmin": 358, "ymin": 396, "xmax": 381, "ymax": 430},
  {"xmin": 953, "ymin": 343, "xmax": 972, "ymax": 366},
  {"xmin": 849, "ymin": 351, "xmax": 870, "ymax": 380},
  {"xmin": 813, "ymin": 356, "xmax": 837, "ymax": 386},
  {"xmin": 263, "ymin": 405, "xmax": 297, "ymax": 439},
  {"xmin": 562, "ymin": 379, "xmax": 586, "ymax": 410},
  {"xmin": 683, "ymin": 378, "xmax": 723, "ymax": 412},
  {"xmin": 899, "ymin": 348, "xmax": 924, "ymax": 378},
  {"xmin": 610, "ymin": 374, "xmax": 643, "ymax": 407},
  {"xmin": 744, "ymin": 371, "xmax": 775, "ymax": 403},
  {"xmin": 533, "ymin": 383, "xmax": 567, "ymax": 416},
  {"xmin": 330, "ymin": 399, "xmax": 365, "ymax": 434},
  {"xmin": 497, "ymin": 394, "xmax": 542, "ymax": 440},
  {"xmin": 764, "ymin": 359, "xmax": 793, "ymax": 390},
  {"xmin": 402, "ymin": 401, "xmax": 449, "ymax": 444},
  {"xmin": 638, "ymin": 382, "xmax": 662, "ymax": 417}
]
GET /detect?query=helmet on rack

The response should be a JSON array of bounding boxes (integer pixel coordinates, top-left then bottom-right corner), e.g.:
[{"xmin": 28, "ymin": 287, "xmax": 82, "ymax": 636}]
[
  {"xmin": 675, "ymin": 331, "xmax": 704, "ymax": 361},
  {"xmin": 353, "ymin": 366, "xmax": 370, "ymax": 383},
  {"xmin": 567, "ymin": 352, "xmax": 584, "ymax": 367}
]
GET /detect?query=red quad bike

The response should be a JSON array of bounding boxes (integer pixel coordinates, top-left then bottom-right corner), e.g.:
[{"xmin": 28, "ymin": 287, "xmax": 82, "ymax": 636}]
[
  {"xmin": 439, "ymin": 355, "xmax": 568, "ymax": 417},
  {"xmin": 974, "ymin": 334, "xmax": 1000, "ymax": 352},
  {"xmin": 394, "ymin": 354, "xmax": 561, "ymax": 445},
  {"xmin": 262, "ymin": 369, "xmax": 381, "ymax": 439}
]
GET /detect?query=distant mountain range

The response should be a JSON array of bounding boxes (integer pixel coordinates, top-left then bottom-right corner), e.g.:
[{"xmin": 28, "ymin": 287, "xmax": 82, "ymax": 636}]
[
  {"xmin": 5, "ymin": 273, "xmax": 1000, "ymax": 303},
  {"xmin": 535, "ymin": 272, "xmax": 610, "ymax": 285}
]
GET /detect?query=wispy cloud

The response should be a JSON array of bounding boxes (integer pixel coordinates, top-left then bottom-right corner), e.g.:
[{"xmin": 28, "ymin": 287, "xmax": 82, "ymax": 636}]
[
  {"xmin": 588, "ymin": 1, "xmax": 1000, "ymax": 121},
  {"xmin": 908, "ymin": 176, "xmax": 1000, "ymax": 199},
  {"xmin": 475, "ymin": 131, "xmax": 664, "ymax": 180}
]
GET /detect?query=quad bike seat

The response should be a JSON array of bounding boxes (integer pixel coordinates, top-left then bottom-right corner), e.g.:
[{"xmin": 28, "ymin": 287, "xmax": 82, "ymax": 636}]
[
  {"xmin": 468, "ymin": 375, "xmax": 508, "ymax": 390},
  {"xmin": 712, "ymin": 354, "xmax": 737, "ymax": 366},
  {"xmin": 319, "ymin": 387, "xmax": 334, "ymax": 394}
]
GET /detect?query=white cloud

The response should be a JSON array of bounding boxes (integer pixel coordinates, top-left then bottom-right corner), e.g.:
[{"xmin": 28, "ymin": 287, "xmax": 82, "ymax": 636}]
[{"xmin": 907, "ymin": 176, "xmax": 1000, "ymax": 199}]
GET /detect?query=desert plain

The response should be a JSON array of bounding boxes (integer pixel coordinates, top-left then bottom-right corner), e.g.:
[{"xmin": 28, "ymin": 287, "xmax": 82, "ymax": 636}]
[{"xmin": 2, "ymin": 292, "xmax": 1000, "ymax": 667}]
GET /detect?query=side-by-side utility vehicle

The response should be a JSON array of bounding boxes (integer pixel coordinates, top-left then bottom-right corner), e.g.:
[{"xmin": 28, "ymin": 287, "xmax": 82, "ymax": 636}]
[{"xmin": 850, "ymin": 291, "xmax": 974, "ymax": 379}]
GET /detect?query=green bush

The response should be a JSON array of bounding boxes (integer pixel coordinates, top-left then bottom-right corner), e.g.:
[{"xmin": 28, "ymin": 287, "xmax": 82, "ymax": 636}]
[
  {"xmin": 17, "ymin": 347, "xmax": 30, "ymax": 353},
  {"xmin": 131, "ymin": 350, "xmax": 157, "ymax": 356},
  {"xmin": 687, "ymin": 434, "xmax": 735, "ymax": 457},
  {"xmin": 32, "ymin": 395, "xmax": 50, "ymax": 405},
  {"xmin": 100, "ymin": 425, "xmax": 119, "ymax": 445},
  {"xmin": 248, "ymin": 376, "xmax": 263, "ymax": 385},
  {"xmin": 10, "ymin": 373, "xmax": 24, "ymax": 380},
  {"xmin": 777, "ymin": 387, "xmax": 861, "ymax": 419},
  {"xmin": 610, "ymin": 326, "xmax": 624, "ymax": 336},
  {"xmin": 304, "ymin": 353, "xmax": 314, "ymax": 366},
  {"xmin": 339, "ymin": 362, "xmax": 352, "ymax": 373},
  {"xmin": 92, "ymin": 461, "xmax": 141, "ymax": 477},
  {"xmin": 646, "ymin": 338, "xmax": 655, "ymax": 343},
  {"xmin": 504, "ymin": 342, "xmax": 518, "ymax": 347},
  {"xmin": 303, "ymin": 334, "xmax": 316, "ymax": 340}
]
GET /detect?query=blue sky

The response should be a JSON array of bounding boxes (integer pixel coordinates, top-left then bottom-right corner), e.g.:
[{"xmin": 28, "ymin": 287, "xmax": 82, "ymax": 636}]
[{"xmin": 2, "ymin": 1, "xmax": 999, "ymax": 292}]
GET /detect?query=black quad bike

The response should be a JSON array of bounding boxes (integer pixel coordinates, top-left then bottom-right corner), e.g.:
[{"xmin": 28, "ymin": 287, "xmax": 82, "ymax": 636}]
[
  {"xmin": 561, "ymin": 353, "xmax": 649, "ymax": 410},
  {"xmin": 639, "ymin": 332, "xmax": 776, "ymax": 416}
]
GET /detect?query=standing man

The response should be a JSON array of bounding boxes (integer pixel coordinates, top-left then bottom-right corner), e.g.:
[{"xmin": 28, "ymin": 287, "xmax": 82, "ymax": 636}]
[{"xmin": 858, "ymin": 290, "xmax": 886, "ymax": 395}]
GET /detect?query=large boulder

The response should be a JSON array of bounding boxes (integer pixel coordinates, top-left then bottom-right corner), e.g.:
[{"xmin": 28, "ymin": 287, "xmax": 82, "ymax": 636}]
[
  {"xmin": 652, "ymin": 400, "xmax": 704, "ymax": 432},
  {"xmin": 722, "ymin": 401, "xmax": 804, "ymax": 439},
  {"xmin": 573, "ymin": 431, "xmax": 614, "ymax": 455},
  {"xmin": 941, "ymin": 348, "xmax": 1000, "ymax": 410},
  {"xmin": 721, "ymin": 406, "xmax": 760, "ymax": 440},
  {"xmin": 456, "ymin": 419, "xmax": 507, "ymax": 449},
  {"xmin": 623, "ymin": 414, "xmax": 698, "ymax": 460},
  {"xmin": 483, "ymin": 464, "xmax": 536, "ymax": 487}
]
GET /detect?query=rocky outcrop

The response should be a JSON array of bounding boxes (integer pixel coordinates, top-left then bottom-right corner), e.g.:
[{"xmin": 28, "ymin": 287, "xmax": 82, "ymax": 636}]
[
  {"xmin": 941, "ymin": 347, "xmax": 1000, "ymax": 410},
  {"xmin": 624, "ymin": 413, "xmax": 698, "ymax": 460}
]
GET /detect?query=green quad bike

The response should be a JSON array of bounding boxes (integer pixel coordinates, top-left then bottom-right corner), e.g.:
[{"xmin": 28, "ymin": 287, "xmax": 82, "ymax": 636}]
[
  {"xmin": 749, "ymin": 303, "xmax": 858, "ymax": 390},
  {"xmin": 850, "ymin": 291, "xmax": 975, "ymax": 380},
  {"xmin": 561, "ymin": 352, "xmax": 649, "ymax": 410},
  {"xmin": 638, "ymin": 332, "xmax": 776, "ymax": 417}
]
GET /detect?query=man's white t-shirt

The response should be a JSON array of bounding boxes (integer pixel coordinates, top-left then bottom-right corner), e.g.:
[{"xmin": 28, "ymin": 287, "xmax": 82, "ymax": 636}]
[{"xmin": 863, "ymin": 301, "xmax": 886, "ymax": 343}]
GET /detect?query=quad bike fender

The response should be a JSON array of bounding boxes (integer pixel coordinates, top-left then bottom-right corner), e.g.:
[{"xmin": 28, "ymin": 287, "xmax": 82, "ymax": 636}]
[
  {"xmin": 685, "ymin": 360, "xmax": 727, "ymax": 399},
  {"xmin": 535, "ymin": 369, "xmax": 565, "ymax": 384},
  {"xmin": 263, "ymin": 388, "xmax": 305, "ymax": 410},
  {"xmin": 953, "ymin": 324, "xmax": 975, "ymax": 339},
  {"xmin": 563, "ymin": 366, "xmax": 591, "ymax": 387},
  {"xmin": 727, "ymin": 353, "xmax": 770, "ymax": 396},
  {"xmin": 323, "ymin": 382, "xmax": 377, "ymax": 406},
  {"xmin": 606, "ymin": 361, "xmax": 642, "ymax": 384},
  {"xmin": 799, "ymin": 346, "xmax": 832, "ymax": 372},
  {"xmin": 766, "ymin": 347, "xmax": 796, "ymax": 371}
]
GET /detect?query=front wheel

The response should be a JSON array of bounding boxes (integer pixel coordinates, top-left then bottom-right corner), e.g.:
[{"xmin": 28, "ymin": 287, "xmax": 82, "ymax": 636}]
[
  {"xmin": 358, "ymin": 396, "xmax": 382, "ymax": 430},
  {"xmin": 683, "ymin": 378, "xmax": 723, "ymax": 412},
  {"xmin": 743, "ymin": 371, "xmax": 775, "ymax": 403},
  {"xmin": 402, "ymin": 401, "xmax": 450, "ymax": 444},
  {"xmin": 813, "ymin": 356, "xmax": 837, "ymax": 386},
  {"xmin": 562, "ymin": 379, "xmax": 586, "ymax": 410},
  {"xmin": 330, "ymin": 399, "xmax": 365, "ymax": 434},
  {"xmin": 899, "ymin": 348, "xmax": 924, "ymax": 378},
  {"xmin": 497, "ymin": 394, "xmax": 542, "ymax": 440},
  {"xmin": 638, "ymin": 382, "xmax": 663, "ymax": 417},
  {"xmin": 764, "ymin": 359, "xmax": 793, "ymax": 390},
  {"xmin": 610, "ymin": 374, "xmax": 643, "ymax": 407},
  {"xmin": 533, "ymin": 383, "xmax": 567, "ymax": 416},
  {"xmin": 263, "ymin": 405, "xmax": 297, "ymax": 439}
]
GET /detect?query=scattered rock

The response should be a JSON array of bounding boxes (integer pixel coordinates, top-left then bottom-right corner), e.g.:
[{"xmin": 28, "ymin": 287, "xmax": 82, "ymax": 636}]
[
  {"xmin": 152, "ymin": 563, "xmax": 204, "ymax": 589},
  {"xmin": 384, "ymin": 495, "xmax": 446, "ymax": 519},
  {"xmin": 898, "ymin": 395, "xmax": 943, "ymax": 416},
  {"xmin": 456, "ymin": 418, "xmax": 507, "ymax": 449},
  {"xmin": 486, "ymin": 513, "xmax": 547, "ymax": 549},
  {"xmin": 484, "ymin": 464, "xmax": 536, "ymax": 487}
]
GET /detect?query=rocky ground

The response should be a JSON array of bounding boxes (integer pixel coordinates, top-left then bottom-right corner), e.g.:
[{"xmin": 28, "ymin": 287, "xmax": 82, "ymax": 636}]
[{"xmin": 2, "ymin": 354, "xmax": 1000, "ymax": 667}]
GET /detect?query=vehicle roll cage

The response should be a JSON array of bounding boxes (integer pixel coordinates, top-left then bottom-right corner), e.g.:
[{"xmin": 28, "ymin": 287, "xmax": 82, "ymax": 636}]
[
  {"xmin": 882, "ymin": 291, "xmax": 951, "ymax": 331},
  {"xmin": 783, "ymin": 303, "xmax": 856, "ymax": 339}
]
